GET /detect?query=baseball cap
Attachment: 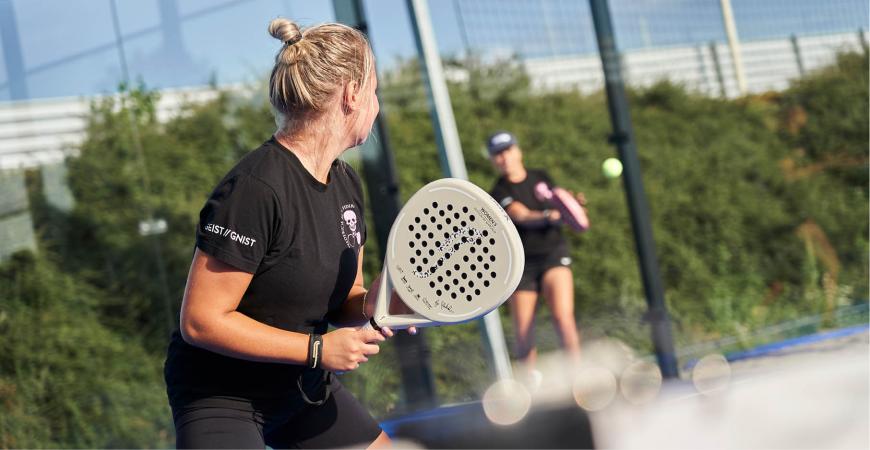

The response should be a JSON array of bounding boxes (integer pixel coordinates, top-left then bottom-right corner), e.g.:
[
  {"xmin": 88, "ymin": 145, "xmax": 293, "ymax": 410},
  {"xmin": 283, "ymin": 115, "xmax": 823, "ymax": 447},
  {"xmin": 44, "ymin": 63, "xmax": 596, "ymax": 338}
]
[{"xmin": 486, "ymin": 131, "xmax": 517, "ymax": 155}]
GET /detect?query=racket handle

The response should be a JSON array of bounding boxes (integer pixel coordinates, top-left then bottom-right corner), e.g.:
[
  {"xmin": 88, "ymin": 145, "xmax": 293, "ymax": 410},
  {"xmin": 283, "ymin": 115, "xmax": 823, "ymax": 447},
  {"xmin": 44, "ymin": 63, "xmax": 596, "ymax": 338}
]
[{"xmin": 361, "ymin": 318, "xmax": 377, "ymax": 331}]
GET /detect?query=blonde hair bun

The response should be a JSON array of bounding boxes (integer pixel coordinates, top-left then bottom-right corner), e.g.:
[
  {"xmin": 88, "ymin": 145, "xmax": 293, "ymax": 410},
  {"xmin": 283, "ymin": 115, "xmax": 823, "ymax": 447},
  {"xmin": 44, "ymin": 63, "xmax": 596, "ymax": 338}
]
[{"xmin": 268, "ymin": 17, "xmax": 301, "ymax": 44}]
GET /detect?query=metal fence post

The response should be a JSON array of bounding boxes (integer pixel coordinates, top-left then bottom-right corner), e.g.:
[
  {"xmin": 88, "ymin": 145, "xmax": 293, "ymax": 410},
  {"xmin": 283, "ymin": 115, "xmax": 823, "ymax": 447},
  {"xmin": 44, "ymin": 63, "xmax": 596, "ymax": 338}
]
[
  {"xmin": 589, "ymin": 0, "xmax": 679, "ymax": 379},
  {"xmin": 858, "ymin": 28, "xmax": 869, "ymax": 57},
  {"xmin": 709, "ymin": 41, "xmax": 727, "ymax": 98},
  {"xmin": 334, "ymin": 0, "xmax": 440, "ymax": 411},
  {"xmin": 720, "ymin": 0, "xmax": 747, "ymax": 95},
  {"xmin": 695, "ymin": 44, "xmax": 712, "ymax": 95},
  {"xmin": 790, "ymin": 34, "xmax": 805, "ymax": 77},
  {"xmin": 406, "ymin": 0, "xmax": 514, "ymax": 382}
]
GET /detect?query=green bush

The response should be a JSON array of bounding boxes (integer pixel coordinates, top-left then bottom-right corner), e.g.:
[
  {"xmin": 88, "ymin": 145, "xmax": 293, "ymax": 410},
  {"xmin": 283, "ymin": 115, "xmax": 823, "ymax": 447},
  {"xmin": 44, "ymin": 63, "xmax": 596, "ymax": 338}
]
[
  {"xmin": 55, "ymin": 84, "xmax": 276, "ymax": 344},
  {"xmin": 0, "ymin": 252, "xmax": 173, "ymax": 448},
  {"xmin": 10, "ymin": 51, "xmax": 866, "ymax": 444},
  {"xmin": 380, "ymin": 52, "xmax": 868, "ymax": 360}
]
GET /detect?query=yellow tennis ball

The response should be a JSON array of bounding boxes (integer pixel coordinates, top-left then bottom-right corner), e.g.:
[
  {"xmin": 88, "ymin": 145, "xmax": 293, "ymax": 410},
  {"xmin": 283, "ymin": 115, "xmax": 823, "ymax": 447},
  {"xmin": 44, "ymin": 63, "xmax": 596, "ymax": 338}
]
[{"xmin": 602, "ymin": 158, "xmax": 623, "ymax": 178}]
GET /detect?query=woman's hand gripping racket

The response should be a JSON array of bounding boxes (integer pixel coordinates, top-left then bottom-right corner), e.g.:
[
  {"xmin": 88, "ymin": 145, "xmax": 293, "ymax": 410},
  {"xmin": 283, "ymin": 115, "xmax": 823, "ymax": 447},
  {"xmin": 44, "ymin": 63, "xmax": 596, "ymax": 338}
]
[
  {"xmin": 364, "ymin": 178, "xmax": 524, "ymax": 331},
  {"xmin": 534, "ymin": 182, "xmax": 590, "ymax": 232}
]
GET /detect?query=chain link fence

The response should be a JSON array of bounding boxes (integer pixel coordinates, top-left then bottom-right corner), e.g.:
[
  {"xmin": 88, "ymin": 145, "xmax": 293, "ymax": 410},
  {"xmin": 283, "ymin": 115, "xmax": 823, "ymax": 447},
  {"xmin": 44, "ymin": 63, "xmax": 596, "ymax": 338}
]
[{"xmin": 453, "ymin": 0, "xmax": 868, "ymax": 96}]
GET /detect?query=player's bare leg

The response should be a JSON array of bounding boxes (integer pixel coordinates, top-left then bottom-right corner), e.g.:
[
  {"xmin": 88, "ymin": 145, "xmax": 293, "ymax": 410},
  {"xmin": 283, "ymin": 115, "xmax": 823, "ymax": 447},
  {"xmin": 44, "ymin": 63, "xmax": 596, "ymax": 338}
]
[
  {"xmin": 542, "ymin": 266, "xmax": 581, "ymax": 365},
  {"xmin": 510, "ymin": 290, "xmax": 539, "ymax": 366}
]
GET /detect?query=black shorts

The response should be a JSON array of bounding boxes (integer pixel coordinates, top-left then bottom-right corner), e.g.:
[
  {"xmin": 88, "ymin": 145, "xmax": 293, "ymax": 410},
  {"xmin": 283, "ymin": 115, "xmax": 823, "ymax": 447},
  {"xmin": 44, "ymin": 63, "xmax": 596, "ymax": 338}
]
[
  {"xmin": 171, "ymin": 375, "xmax": 382, "ymax": 449},
  {"xmin": 516, "ymin": 244, "xmax": 572, "ymax": 293}
]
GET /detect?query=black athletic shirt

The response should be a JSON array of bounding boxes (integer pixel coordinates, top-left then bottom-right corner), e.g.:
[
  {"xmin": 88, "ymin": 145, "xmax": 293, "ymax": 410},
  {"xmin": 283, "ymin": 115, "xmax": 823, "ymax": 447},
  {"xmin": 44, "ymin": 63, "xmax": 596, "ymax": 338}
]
[
  {"xmin": 490, "ymin": 169, "xmax": 566, "ymax": 258},
  {"xmin": 164, "ymin": 137, "xmax": 366, "ymax": 405}
]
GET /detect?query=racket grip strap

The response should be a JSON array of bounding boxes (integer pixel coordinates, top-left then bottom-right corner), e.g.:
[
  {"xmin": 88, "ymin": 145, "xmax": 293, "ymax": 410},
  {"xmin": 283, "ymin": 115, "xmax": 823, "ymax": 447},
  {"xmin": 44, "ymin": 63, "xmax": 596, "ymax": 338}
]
[{"xmin": 367, "ymin": 317, "xmax": 381, "ymax": 331}]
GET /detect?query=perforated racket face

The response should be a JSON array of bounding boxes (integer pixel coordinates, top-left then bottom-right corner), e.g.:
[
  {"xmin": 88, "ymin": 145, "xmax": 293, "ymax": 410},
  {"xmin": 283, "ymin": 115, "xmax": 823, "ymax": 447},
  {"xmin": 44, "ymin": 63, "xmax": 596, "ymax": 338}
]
[{"xmin": 387, "ymin": 179, "xmax": 524, "ymax": 323}]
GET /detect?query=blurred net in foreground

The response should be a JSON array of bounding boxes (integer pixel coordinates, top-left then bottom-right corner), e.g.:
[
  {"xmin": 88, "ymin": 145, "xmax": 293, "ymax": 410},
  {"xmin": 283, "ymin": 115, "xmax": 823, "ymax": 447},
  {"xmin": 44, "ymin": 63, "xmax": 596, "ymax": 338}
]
[
  {"xmin": 593, "ymin": 329, "xmax": 869, "ymax": 449},
  {"xmin": 676, "ymin": 302, "xmax": 869, "ymax": 368}
]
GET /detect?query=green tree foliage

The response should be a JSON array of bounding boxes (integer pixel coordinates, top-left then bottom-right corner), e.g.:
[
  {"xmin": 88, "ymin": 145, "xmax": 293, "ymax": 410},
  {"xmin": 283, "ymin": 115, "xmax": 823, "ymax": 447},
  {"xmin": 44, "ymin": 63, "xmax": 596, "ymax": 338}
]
[
  {"xmin": 0, "ymin": 252, "xmax": 172, "ymax": 448},
  {"xmin": 9, "ymin": 51, "xmax": 867, "ymax": 445},
  {"xmin": 55, "ymin": 84, "xmax": 275, "ymax": 344},
  {"xmin": 773, "ymin": 52, "xmax": 869, "ymax": 310},
  {"xmin": 381, "ymin": 52, "xmax": 868, "ymax": 359}
]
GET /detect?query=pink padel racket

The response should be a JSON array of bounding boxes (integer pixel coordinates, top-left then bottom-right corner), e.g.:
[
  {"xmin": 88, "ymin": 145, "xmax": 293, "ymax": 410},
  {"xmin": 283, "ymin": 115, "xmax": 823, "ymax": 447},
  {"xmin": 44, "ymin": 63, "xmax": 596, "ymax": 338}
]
[{"xmin": 534, "ymin": 182, "xmax": 589, "ymax": 232}]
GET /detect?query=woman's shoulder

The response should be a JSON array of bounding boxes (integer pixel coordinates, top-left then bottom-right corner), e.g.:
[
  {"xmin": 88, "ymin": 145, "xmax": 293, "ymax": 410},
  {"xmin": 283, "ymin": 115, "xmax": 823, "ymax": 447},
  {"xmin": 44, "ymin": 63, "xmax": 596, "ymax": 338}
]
[
  {"xmin": 491, "ymin": 175, "xmax": 509, "ymax": 189},
  {"xmin": 224, "ymin": 140, "xmax": 289, "ymax": 187},
  {"xmin": 527, "ymin": 168, "xmax": 554, "ymax": 183},
  {"xmin": 332, "ymin": 158, "xmax": 363, "ymax": 188}
]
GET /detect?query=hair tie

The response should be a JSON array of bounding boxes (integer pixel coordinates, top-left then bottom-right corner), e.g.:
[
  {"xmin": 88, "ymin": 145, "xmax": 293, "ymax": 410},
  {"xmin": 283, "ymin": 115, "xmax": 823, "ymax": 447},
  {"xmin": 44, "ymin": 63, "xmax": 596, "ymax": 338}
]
[{"xmin": 285, "ymin": 35, "xmax": 302, "ymax": 46}]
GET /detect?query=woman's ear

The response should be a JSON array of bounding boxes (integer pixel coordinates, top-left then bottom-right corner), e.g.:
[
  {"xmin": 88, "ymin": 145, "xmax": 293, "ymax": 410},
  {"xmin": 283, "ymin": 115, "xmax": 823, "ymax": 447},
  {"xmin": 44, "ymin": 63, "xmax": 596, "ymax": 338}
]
[{"xmin": 343, "ymin": 79, "xmax": 362, "ymax": 113}]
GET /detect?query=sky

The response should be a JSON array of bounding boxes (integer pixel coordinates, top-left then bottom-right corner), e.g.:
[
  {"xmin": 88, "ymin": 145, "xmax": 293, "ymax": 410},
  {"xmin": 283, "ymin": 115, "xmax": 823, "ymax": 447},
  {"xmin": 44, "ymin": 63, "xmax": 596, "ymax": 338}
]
[
  {"xmin": 0, "ymin": 0, "xmax": 865, "ymax": 102},
  {"xmin": 0, "ymin": 0, "xmax": 466, "ymax": 101}
]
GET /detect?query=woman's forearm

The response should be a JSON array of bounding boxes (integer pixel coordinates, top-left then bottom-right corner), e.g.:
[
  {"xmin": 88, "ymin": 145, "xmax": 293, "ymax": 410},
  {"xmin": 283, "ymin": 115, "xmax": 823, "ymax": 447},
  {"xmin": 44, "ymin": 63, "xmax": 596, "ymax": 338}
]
[
  {"xmin": 327, "ymin": 286, "xmax": 369, "ymax": 328},
  {"xmin": 512, "ymin": 208, "xmax": 554, "ymax": 229},
  {"xmin": 182, "ymin": 310, "xmax": 309, "ymax": 365}
]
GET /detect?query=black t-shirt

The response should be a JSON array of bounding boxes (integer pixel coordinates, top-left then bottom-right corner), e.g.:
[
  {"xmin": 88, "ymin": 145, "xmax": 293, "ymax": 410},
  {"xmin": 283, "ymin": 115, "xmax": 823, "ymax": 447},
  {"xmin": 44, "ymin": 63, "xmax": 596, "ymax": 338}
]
[
  {"xmin": 490, "ymin": 169, "xmax": 566, "ymax": 258},
  {"xmin": 164, "ymin": 137, "xmax": 366, "ymax": 405}
]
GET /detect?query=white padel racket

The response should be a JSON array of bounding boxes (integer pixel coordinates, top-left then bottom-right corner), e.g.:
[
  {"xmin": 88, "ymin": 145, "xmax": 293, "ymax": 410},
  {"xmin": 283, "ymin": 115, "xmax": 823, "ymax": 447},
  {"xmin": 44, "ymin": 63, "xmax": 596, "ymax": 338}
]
[{"xmin": 364, "ymin": 178, "xmax": 524, "ymax": 330}]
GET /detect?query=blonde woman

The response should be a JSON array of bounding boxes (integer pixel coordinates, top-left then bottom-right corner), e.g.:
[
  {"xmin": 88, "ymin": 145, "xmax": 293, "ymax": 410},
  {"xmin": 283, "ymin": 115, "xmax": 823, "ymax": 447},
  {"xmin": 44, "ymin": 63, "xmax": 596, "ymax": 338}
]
[
  {"xmin": 164, "ymin": 18, "xmax": 412, "ymax": 448},
  {"xmin": 487, "ymin": 131, "xmax": 584, "ymax": 382}
]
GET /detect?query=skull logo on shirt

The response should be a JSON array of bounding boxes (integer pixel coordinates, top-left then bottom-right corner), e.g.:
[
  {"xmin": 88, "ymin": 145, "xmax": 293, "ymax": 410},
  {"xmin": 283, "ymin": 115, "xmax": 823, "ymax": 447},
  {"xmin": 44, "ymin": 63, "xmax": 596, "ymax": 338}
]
[{"xmin": 339, "ymin": 205, "xmax": 362, "ymax": 248}]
